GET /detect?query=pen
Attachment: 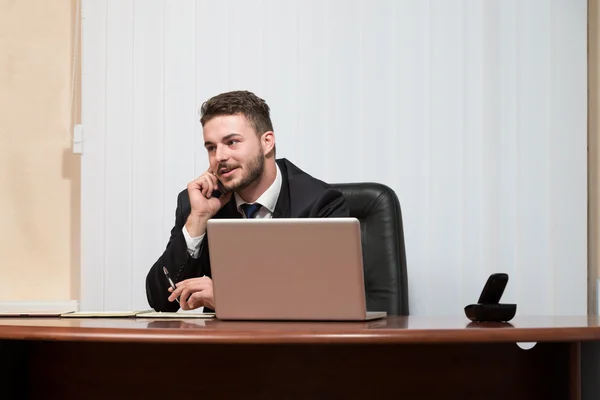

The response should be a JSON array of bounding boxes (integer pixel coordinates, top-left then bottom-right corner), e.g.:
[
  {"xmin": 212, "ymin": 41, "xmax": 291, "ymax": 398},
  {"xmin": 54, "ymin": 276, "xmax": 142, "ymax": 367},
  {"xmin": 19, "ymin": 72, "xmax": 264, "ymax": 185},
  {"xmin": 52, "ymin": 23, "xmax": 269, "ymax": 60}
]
[{"xmin": 162, "ymin": 266, "xmax": 180, "ymax": 304}]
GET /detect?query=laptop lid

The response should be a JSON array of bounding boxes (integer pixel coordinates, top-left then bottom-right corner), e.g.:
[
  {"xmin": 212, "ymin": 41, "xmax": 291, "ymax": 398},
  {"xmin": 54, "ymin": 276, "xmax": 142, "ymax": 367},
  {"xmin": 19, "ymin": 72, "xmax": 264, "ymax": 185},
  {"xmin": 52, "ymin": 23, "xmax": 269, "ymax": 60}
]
[{"xmin": 207, "ymin": 217, "xmax": 376, "ymax": 321}]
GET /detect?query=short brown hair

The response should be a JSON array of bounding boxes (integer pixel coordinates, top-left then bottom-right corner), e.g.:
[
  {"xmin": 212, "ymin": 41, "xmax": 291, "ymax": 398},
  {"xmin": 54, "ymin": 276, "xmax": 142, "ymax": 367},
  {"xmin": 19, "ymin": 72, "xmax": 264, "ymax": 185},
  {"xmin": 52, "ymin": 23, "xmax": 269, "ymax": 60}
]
[{"xmin": 199, "ymin": 90, "xmax": 274, "ymax": 136}]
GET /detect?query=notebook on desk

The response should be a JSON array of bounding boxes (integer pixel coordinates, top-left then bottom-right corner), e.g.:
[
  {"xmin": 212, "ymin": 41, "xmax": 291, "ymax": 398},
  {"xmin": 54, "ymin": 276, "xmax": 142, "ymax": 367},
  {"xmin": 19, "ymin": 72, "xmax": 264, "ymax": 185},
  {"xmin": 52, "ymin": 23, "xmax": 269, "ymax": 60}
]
[
  {"xmin": 0, "ymin": 308, "xmax": 215, "ymax": 319},
  {"xmin": 207, "ymin": 217, "xmax": 386, "ymax": 321},
  {"xmin": 60, "ymin": 310, "xmax": 215, "ymax": 319},
  {"xmin": 60, "ymin": 310, "xmax": 146, "ymax": 318},
  {"xmin": 0, "ymin": 310, "xmax": 74, "ymax": 317},
  {"xmin": 135, "ymin": 311, "xmax": 215, "ymax": 319}
]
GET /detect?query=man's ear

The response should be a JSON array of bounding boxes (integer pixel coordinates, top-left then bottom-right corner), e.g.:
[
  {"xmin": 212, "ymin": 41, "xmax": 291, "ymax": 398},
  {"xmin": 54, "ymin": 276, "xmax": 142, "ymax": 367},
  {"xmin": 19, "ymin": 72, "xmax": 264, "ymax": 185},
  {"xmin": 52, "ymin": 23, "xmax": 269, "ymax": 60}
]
[{"xmin": 261, "ymin": 131, "xmax": 276, "ymax": 156}]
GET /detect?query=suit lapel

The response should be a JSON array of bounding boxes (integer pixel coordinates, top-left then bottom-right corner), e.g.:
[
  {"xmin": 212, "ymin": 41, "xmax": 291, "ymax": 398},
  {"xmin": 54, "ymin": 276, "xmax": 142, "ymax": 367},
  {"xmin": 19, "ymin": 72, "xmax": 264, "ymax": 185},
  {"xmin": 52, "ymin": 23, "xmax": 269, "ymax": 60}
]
[
  {"xmin": 181, "ymin": 191, "xmax": 240, "ymax": 222},
  {"xmin": 273, "ymin": 159, "xmax": 291, "ymax": 218},
  {"xmin": 221, "ymin": 195, "xmax": 242, "ymax": 218}
]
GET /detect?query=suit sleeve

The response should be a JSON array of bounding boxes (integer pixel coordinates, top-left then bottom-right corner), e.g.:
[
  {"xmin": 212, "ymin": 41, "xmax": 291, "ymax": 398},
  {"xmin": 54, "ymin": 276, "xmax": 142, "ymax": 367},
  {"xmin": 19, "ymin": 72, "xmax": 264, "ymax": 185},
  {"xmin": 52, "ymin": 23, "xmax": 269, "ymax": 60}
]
[
  {"xmin": 145, "ymin": 191, "xmax": 206, "ymax": 311},
  {"xmin": 310, "ymin": 188, "xmax": 350, "ymax": 218}
]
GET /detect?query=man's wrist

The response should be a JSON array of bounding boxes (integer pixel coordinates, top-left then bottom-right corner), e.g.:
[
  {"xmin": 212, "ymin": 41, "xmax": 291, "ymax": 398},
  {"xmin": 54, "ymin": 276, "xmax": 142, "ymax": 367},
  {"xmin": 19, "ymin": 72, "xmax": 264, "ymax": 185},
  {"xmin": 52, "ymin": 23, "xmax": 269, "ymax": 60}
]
[
  {"xmin": 184, "ymin": 213, "xmax": 209, "ymax": 237},
  {"xmin": 182, "ymin": 225, "xmax": 205, "ymax": 259}
]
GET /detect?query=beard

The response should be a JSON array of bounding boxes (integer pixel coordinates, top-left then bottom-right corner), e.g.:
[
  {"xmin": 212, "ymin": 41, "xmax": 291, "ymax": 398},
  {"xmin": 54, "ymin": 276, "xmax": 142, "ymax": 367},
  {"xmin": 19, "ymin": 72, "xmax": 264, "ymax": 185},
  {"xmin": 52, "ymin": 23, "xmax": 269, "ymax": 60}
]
[{"xmin": 219, "ymin": 151, "xmax": 265, "ymax": 193}]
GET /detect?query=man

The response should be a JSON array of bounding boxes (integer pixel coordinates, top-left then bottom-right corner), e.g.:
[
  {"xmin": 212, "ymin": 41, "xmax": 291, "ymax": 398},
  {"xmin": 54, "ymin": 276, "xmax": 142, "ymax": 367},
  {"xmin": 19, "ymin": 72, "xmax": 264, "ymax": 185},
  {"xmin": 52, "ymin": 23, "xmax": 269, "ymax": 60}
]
[{"xmin": 146, "ymin": 90, "xmax": 349, "ymax": 312}]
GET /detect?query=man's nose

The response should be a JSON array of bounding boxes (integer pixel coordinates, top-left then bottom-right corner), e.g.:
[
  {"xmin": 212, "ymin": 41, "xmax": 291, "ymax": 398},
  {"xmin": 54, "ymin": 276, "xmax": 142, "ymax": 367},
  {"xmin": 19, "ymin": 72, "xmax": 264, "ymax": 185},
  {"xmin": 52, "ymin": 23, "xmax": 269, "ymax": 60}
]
[{"xmin": 215, "ymin": 145, "xmax": 229, "ymax": 162}]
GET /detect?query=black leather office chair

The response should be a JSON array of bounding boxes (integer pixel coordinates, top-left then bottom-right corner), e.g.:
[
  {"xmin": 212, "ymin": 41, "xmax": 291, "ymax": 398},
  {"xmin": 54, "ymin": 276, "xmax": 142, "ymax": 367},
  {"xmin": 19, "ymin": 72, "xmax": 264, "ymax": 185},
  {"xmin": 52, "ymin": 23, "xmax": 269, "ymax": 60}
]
[{"xmin": 330, "ymin": 182, "xmax": 409, "ymax": 316}]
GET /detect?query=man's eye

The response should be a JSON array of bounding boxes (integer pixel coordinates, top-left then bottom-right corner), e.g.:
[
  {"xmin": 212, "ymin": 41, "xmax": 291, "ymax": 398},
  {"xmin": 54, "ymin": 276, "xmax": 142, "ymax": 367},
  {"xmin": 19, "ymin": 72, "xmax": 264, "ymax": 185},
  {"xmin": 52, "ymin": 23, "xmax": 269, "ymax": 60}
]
[
  {"xmin": 206, "ymin": 146, "xmax": 215, "ymax": 152},
  {"xmin": 228, "ymin": 140, "xmax": 239, "ymax": 146}
]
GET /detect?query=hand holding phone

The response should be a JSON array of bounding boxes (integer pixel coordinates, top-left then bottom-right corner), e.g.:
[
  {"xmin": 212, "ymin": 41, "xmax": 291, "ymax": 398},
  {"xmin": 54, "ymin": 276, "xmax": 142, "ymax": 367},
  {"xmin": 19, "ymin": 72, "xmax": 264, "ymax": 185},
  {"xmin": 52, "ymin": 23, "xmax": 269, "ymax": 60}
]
[
  {"xmin": 210, "ymin": 177, "xmax": 228, "ymax": 199},
  {"xmin": 185, "ymin": 170, "xmax": 232, "ymax": 237}
]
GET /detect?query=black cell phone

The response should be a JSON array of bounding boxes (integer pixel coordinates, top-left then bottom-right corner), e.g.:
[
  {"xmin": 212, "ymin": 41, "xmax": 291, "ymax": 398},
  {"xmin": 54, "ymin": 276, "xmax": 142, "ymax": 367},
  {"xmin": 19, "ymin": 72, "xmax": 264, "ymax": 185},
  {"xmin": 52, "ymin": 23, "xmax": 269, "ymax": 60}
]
[
  {"xmin": 477, "ymin": 273, "xmax": 509, "ymax": 304},
  {"xmin": 464, "ymin": 273, "xmax": 516, "ymax": 322},
  {"xmin": 211, "ymin": 180, "xmax": 227, "ymax": 199}
]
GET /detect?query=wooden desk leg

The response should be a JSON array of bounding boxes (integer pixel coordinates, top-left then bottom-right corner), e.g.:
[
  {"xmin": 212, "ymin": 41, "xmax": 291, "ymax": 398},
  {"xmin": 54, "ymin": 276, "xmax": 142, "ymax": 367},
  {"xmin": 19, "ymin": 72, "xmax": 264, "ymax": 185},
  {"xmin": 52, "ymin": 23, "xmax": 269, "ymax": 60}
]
[
  {"xmin": 581, "ymin": 341, "xmax": 600, "ymax": 400},
  {"xmin": 570, "ymin": 342, "xmax": 582, "ymax": 400},
  {"xmin": 0, "ymin": 339, "xmax": 30, "ymax": 400}
]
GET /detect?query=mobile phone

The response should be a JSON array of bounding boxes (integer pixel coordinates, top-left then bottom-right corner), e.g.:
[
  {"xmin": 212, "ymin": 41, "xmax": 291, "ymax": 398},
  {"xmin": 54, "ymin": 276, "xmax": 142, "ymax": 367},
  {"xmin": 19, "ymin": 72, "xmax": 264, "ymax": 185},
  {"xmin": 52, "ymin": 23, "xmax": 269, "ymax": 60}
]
[
  {"xmin": 211, "ymin": 179, "xmax": 227, "ymax": 199},
  {"xmin": 464, "ymin": 273, "xmax": 516, "ymax": 322},
  {"xmin": 477, "ymin": 273, "xmax": 508, "ymax": 304}
]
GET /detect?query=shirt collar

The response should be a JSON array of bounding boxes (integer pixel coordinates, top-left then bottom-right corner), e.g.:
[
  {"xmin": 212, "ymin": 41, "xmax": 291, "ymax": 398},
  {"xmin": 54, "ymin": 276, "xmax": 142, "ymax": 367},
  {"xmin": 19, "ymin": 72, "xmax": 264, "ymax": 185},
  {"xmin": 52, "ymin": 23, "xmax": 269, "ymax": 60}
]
[{"xmin": 234, "ymin": 163, "xmax": 282, "ymax": 214}]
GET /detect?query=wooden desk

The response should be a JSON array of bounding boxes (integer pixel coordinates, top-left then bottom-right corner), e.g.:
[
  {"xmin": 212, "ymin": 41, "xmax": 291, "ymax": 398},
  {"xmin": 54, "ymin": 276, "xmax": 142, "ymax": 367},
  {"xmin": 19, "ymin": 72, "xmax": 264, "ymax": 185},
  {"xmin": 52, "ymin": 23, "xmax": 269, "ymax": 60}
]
[{"xmin": 0, "ymin": 315, "xmax": 598, "ymax": 399}]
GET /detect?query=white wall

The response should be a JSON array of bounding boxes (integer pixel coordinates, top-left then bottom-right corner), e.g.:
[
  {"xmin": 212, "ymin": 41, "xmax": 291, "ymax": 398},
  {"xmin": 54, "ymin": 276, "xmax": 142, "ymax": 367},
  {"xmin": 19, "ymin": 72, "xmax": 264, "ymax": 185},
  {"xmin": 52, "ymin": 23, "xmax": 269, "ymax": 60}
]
[{"xmin": 81, "ymin": 0, "xmax": 588, "ymax": 315}]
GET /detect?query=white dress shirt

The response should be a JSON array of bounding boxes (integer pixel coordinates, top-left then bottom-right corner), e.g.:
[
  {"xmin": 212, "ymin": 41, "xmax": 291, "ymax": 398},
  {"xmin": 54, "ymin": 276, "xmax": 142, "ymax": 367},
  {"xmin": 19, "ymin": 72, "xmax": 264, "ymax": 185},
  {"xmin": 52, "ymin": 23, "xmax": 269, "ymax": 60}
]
[{"xmin": 182, "ymin": 164, "xmax": 283, "ymax": 258}]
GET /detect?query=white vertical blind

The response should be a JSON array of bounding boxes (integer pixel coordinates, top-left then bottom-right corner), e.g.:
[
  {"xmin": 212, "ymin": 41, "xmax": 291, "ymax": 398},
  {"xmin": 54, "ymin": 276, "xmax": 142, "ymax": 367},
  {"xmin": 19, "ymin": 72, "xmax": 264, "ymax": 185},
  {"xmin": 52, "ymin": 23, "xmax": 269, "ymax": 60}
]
[{"xmin": 81, "ymin": 0, "xmax": 588, "ymax": 315}]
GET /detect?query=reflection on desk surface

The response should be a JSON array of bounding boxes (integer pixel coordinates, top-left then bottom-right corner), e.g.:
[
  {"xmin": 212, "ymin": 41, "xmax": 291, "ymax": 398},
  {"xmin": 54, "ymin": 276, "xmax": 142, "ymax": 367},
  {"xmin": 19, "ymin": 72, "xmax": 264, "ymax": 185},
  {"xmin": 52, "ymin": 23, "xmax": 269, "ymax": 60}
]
[
  {"xmin": 0, "ymin": 316, "xmax": 391, "ymax": 330},
  {"xmin": 1, "ymin": 316, "xmax": 600, "ymax": 344},
  {"xmin": 0, "ymin": 315, "xmax": 596, "ymax": 330}
]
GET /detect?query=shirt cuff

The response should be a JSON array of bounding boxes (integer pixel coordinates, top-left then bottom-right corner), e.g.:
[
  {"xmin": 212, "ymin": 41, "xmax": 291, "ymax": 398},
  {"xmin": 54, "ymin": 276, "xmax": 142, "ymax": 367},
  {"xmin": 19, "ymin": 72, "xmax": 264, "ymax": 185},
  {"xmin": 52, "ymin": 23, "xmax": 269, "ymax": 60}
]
[{"xmin": 182, "ymin": 225, "xmax": 205, "ymax": 259}]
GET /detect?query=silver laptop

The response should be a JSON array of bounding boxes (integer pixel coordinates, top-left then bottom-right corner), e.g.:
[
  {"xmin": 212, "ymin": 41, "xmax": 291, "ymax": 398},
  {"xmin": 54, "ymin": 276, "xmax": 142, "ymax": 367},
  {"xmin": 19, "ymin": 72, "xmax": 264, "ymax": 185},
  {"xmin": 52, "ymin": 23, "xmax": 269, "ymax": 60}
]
[{"xmin": 206, "ymin": 217, "xmax": 386, "ymax": 321}]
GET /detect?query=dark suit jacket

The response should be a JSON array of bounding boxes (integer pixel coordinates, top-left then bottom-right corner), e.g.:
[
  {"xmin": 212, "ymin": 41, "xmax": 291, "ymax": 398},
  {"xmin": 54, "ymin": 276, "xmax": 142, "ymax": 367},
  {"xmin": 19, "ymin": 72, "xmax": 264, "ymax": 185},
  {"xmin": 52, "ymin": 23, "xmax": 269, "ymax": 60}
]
[{"xmin": 145, "ymin": 158, "xmax": 350, "ymax": 311}]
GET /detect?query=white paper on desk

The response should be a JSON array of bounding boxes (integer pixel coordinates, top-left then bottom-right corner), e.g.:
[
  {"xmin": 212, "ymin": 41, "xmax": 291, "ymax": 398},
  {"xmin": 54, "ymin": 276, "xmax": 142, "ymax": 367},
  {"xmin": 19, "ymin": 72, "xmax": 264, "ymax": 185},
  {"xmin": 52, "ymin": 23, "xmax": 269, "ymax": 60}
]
[
  {"xmin": 0, "ymin": 310, "xmax": 75, "ymax": 317},
  {"xmin": 135, "ymin": 311, "xmax": 215, "ymax": 319},
  {"xmin": 60, "ymin": 310, "xmax": 153, "ymax": 318}
]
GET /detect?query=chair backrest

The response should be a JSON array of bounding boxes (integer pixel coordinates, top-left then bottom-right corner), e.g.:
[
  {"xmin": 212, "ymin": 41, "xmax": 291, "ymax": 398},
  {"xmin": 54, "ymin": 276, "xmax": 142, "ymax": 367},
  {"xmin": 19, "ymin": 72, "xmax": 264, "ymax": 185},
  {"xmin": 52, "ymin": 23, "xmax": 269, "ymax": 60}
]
[{"xmin": 330, "ymin": 182, "xmax": 409, "ymax": 316}]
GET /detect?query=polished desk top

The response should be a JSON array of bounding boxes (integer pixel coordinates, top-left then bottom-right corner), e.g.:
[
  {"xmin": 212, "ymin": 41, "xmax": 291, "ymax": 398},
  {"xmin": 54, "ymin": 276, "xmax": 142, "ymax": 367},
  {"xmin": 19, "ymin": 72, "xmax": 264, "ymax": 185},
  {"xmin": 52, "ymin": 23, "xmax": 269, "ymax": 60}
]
[{"xmin": 2, "ymin": 315, "xmax": 600, "ymax": 344}]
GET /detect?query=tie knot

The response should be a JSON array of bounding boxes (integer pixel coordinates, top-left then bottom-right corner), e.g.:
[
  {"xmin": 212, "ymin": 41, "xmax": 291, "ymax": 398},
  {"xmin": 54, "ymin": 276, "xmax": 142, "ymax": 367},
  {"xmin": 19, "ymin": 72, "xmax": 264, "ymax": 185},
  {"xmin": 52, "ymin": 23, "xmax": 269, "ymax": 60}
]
[{"xmin": 241, "ymin": 203, "xmax": 262, "ymax": 219}]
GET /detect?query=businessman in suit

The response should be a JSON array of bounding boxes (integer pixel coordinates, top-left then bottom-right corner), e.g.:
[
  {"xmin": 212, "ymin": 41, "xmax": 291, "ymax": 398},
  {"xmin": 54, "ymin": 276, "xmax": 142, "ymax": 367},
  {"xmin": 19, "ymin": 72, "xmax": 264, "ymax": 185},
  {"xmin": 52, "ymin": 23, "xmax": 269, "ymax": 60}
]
[{"xmin": 146, "ymin": 90, "xmax": 349, "ymax": 312}]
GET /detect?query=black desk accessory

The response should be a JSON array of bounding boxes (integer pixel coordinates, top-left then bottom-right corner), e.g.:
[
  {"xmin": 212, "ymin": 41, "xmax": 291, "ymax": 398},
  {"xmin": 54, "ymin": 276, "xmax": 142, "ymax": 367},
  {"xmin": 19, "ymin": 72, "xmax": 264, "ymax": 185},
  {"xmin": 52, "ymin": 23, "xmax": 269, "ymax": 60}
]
[{"xmin": 464, "ymin": 273, "xmax": 517, "ymax": 322}]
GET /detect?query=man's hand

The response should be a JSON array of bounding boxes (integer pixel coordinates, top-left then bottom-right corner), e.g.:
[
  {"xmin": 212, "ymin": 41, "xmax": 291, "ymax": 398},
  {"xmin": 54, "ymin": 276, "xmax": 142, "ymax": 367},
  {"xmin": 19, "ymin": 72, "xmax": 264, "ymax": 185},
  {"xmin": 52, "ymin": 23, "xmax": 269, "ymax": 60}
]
[
  {"xmin": 185, "ymin": 170, "xmax": 232, "ymax": 237},
  {"xmin": 168, "ymin": 276, "xmax": 215, "ymax": 310}
]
